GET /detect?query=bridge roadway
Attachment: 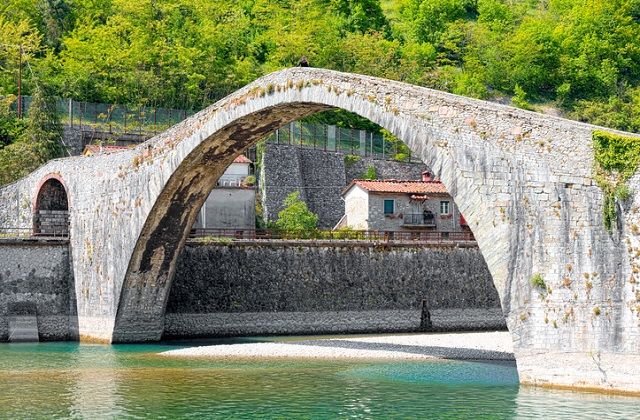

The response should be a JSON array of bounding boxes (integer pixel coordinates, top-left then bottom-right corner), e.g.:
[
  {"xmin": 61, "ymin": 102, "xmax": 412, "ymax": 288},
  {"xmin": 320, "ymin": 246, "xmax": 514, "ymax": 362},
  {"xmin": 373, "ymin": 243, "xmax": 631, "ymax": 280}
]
[{"xmin": 1, "ymin": 67, "xmax": 640, "ymax": 393}]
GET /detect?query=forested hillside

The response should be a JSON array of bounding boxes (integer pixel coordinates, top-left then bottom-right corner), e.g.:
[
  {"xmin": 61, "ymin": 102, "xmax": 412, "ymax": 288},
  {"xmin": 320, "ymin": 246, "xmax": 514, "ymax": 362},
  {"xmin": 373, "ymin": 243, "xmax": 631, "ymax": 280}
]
[{"xmin": 1, "ymin": 0, "xmax": 640, "ymax": 182}]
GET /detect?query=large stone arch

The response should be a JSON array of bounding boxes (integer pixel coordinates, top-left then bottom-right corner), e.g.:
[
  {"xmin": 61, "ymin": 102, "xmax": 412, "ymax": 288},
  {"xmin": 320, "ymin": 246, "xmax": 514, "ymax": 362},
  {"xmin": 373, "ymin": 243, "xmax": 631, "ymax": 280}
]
[
  {"xmin": 112, "ymin": 99, "xmax": 512, "ymax": 344},
  {"xmin": 1, "ymin": 68, "xmax": 640, "ymax": 392}
]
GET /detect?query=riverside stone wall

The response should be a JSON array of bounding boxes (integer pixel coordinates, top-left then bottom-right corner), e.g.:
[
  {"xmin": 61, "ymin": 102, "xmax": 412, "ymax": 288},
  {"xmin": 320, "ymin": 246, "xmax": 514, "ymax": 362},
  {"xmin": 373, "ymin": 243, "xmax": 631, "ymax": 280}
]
[
  {"xmin": 260, "ymin": 143, "xmax": 428, "ymax": 228},
  {"xmin": 165, "ymin": 241, "xmax": 503, "ymax": 338},
  {"xmin": 0, "ymin": 241, "xmax": 77, "ymax": 341}
]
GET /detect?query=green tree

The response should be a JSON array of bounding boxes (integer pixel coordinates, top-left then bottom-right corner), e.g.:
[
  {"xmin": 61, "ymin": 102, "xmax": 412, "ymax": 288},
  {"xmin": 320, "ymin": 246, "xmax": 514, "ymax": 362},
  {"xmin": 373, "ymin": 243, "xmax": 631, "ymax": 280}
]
[
  {"xmin": 275, "ymin": 191, "xmax": 319, "ymax": 233},
  {"xmin": 328, "ymin": 0, "xmax": 390, "ymax": 35},
  {"xmin": 0, "ymin": 82, "xmax": 64, "ymax": 185},
  {"xmin": 22, "ymin": 81, "xmax": 64, "ymax": 159},
  {"xmin": 381, "ymin": 129, "xmax": 412, "ymax": 161},
  {"xmin": 0, "ymin": 96, "xmax": 27, "ymax": 147},
  {"xmin": 0, "ymin": 16, "xmax": 42, "ymax": 96}
]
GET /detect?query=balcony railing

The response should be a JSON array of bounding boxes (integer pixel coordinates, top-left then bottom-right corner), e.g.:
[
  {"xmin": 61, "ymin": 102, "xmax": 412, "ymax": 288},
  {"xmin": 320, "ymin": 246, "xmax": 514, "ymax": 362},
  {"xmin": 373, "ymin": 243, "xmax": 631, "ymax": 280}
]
[
  {"xmin": 402, "ymin": 213, "xmax": 436, "ymax": 227},
  {"xmin": 217, "ymin": 176, "xmax": 246, "ymax": 187}
]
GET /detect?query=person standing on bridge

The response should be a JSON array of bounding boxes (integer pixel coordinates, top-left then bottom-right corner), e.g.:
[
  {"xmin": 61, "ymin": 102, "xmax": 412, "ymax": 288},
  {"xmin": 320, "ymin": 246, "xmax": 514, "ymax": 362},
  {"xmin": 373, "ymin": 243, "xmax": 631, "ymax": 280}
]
[{"xmin": 298, "ymin": 56, "xmax": 309, "ymax": 67}]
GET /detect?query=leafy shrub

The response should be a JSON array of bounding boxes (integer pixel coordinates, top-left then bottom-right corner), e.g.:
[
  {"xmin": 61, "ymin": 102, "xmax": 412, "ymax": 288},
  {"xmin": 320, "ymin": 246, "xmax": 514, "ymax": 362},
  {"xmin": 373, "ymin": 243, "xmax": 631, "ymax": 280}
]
[
  {"xmin": 275, "ymin": 191, "xmax": 319, "ymax": 233},
  {"xmin": 344, "ymin": 154, "xmax": 361, "ymax": 166},
  {"xmin": 512, "ymin": 84, "xmax": 534, "ymax": 111},
  {"xmin": 592, "ymin": 130, "xmax": 640, "ymax": 231}
]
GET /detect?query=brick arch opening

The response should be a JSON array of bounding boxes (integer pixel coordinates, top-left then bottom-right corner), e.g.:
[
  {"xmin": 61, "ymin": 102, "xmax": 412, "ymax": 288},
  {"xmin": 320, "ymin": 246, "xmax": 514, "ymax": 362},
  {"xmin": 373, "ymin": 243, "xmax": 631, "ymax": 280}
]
[{"xmin": 33, "ymin": 177, "xmax": 69, "ymax": 236}]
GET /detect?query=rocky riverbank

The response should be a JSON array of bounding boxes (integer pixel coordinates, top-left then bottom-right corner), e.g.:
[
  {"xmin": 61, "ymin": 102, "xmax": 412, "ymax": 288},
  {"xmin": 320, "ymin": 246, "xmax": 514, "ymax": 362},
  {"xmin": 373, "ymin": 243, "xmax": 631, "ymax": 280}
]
[{"xmin": 160, "ymin": 331, "xmax": 514, "ymax": 361}]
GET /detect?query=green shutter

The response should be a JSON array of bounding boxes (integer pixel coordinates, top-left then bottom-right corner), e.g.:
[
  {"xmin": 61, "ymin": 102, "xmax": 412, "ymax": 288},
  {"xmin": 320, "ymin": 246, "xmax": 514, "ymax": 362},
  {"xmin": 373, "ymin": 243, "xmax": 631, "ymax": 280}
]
[{"xmin": 384, "ymin": 199, "xmax": 394, "ymax": 214}]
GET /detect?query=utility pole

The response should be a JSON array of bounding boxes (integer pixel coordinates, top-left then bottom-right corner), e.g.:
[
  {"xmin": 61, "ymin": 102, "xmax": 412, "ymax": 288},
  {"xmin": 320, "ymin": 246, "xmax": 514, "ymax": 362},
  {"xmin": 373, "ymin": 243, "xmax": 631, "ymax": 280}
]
[{"xmin": 17, "ymin": 44, "xmax": 23, "ymax": 119}]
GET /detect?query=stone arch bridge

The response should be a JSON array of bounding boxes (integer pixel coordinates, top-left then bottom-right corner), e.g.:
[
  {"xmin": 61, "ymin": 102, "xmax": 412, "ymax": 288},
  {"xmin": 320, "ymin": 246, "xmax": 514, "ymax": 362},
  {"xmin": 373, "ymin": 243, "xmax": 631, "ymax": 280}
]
[{"xmin": 1, "ymin": 68, "xmax": 640, "ymax": 393}]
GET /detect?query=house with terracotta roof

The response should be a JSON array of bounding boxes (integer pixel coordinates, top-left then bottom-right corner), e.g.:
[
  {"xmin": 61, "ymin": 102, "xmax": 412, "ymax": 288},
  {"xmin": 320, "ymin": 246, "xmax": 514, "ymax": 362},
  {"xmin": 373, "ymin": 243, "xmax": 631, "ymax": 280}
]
[{"xmin": 338, "ymin": 171, "xmax": 468, "ymax": 232}]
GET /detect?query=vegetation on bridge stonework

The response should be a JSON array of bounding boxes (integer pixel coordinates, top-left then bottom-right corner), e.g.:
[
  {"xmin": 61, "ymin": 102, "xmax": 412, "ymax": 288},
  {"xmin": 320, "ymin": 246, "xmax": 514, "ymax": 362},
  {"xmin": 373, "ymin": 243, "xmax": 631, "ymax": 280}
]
[
  {"xmin": 1, "ymin": 0, "xmax": 640, "ymax": 183},
  {"xmin": 593, "ymin": 130, "xmax": 640, "ymax": 231}
]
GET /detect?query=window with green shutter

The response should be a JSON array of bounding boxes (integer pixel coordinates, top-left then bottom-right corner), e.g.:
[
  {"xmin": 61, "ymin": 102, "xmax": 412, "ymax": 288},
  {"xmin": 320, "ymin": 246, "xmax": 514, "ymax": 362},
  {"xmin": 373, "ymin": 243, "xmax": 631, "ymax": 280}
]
[{"xmin": 384, "ymin": 199, "xmax": 394, "ymax": 214}]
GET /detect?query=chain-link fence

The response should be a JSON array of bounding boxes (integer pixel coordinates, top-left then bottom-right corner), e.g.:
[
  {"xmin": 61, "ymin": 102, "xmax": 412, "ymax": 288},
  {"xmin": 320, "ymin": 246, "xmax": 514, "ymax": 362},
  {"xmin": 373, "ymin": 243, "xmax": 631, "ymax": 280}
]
[
  {"xmin": 14, "ymin": 96, "xmax": 197, "ymax": 136},
  {"xmin": 264, "ymin": 121, "xmax": 419, "ymax": 162},
  {"xmin": 14, "ymin": 97, "xmax": 420, "ymax": 162}
]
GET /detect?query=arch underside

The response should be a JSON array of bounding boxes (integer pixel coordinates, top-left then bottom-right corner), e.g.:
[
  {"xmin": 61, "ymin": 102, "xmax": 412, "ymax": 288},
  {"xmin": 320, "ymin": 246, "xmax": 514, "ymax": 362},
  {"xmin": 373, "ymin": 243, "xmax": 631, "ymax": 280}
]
[
  {"xmin": 112, "ymin": 95, "xmax": 505, "ymax": 343},
  {"xmin": 113, "ymin": 103, "xmax": 335, "ymax": 341}
]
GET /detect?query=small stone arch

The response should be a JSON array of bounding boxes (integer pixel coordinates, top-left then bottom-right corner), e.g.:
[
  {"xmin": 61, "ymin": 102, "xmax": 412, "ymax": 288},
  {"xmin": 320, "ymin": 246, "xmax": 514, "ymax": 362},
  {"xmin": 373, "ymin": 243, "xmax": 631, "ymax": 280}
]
[{"xmin": 33, "ymin": 174, "xmax": 70, "ymax": 237}]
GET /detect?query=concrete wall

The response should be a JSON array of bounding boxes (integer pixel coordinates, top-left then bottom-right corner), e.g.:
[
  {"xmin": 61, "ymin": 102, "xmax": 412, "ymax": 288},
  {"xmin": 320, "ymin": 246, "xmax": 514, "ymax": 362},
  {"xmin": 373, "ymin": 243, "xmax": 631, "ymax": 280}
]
[
  {"xmin": 217, "ymin": 162, "xmax": 250, "ymax": 187},
  {"xmin": 0, "ymin": 241, "xmax": 77, "ymax": 341},
  {"xmin": 344, "ymin": 185, "xmax": 369, "ymax": 229},
  {"xmin": 194, "ymin": 188, "xmax": 256, "ymax": 230},
  {"xmin": 165, "ymin": 241, "xmax": 503, "ymax": 338},
  {"xmin": 261, "ymin": 143, "xmax": 430, "ymax": 228}
]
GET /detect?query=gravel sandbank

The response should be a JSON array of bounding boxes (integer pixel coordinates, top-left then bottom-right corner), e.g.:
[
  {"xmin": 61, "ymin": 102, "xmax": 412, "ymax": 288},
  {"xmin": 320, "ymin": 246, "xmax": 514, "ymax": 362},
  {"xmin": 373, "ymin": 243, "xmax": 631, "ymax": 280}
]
[{"xmin": 161, "ymin": 331, "xmax": 514, "ymax": 361}]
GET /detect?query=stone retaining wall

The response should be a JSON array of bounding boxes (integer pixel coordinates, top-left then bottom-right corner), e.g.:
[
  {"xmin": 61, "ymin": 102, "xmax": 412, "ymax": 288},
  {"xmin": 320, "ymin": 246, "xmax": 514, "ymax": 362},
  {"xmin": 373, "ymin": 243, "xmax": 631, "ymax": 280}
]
[
  {"xmin": 0, "ymin": 240, "xmax": 77, "ymax": 341},
  {"xmin": 0, "ymin": 239, "xmax": 501, "ymax": 341},
  {"xmin": 164, "ymin": 308, "xmax": 506, "ymax": 338},
  {"xmin": 166, "ymin": 241, "xmax": 502, "ymax": 338}
]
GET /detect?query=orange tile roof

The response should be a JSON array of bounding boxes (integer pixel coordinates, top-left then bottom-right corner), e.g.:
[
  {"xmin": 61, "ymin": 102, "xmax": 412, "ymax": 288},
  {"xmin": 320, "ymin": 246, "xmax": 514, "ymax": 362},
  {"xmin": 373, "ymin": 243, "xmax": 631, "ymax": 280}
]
[
  {"xmin": 343, "ymin": 179, "xmax": 449, "ymax": 195},
  {"xmin": 82, "ymin": 144, "xmax": 130, "ymax": 156},
  {"xmin": 233, "ymin": 154, "xmax": 252, "ymax": 164}
]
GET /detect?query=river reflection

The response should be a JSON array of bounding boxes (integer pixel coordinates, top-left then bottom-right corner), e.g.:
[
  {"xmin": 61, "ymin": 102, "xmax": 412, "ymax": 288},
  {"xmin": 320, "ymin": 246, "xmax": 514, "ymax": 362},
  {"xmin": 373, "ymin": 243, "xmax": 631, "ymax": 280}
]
[
  {"xmin": 0, "ymin": 340, "xmax": 637, "ymax": 419},
  {"xmin": 69, "ymin": 346, "xmax": 123, "ymax": 418},
  {"xmin": 514, "ymin": 385, "xmax": 640, "ymax": 419}
]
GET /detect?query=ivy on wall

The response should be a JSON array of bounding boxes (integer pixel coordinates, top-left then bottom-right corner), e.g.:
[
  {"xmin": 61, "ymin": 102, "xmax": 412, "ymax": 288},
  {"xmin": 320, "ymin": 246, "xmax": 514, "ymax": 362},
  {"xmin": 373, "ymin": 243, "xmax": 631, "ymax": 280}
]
[{"xmin": 592, "ymin": 130, "xmax": 640, "ymax": 231}]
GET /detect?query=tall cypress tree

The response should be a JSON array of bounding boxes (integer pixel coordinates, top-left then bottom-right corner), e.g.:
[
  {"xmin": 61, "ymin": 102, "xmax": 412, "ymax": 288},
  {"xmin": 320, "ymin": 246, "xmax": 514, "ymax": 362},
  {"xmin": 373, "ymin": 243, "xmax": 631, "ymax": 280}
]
[{"xmin": 22, "ymin": 82, "xmax": 64, "ymax": 161}]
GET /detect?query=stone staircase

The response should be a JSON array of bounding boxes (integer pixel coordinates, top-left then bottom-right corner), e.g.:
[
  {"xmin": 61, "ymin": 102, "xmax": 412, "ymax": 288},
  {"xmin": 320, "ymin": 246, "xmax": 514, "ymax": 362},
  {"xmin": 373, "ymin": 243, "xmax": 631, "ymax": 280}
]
[{"xmin": 7, "ymin": 302, "xmax": 39, "ymax": 342}]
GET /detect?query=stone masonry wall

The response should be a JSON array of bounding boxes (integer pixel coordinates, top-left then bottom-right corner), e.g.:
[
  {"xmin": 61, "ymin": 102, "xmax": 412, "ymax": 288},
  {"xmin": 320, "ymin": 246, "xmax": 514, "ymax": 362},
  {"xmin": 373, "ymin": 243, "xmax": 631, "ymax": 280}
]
[
  {"xmin": 345, "ymin": 155, "xmax": 428, "ymax": 183},
  {"xmin": 261, "ymin": 143, "xmax": 429, "ymax": 228},
  {"xmin": 164, "ymin": 241, "xmax": 503, "ymax": 338},
  {"xmin": 0, "ymin": 241, "xmax": 77, "ymax": 341}
]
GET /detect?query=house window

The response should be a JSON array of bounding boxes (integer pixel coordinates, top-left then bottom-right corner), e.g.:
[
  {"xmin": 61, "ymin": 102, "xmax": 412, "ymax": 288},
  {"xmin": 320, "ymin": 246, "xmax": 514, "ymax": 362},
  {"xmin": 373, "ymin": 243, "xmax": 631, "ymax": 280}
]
[
  {"xmin": 440, "ymin": 201, "xmax": 450, "ymax": 215},
  {"xmin": 384, "ymin": 199, "xmax": 395, "ymax": 215}
]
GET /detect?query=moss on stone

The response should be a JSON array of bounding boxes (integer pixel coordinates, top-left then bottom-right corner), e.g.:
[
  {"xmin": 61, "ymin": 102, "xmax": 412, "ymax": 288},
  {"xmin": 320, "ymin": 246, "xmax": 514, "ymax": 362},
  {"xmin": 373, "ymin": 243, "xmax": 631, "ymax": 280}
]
[
  {"xmin": 593, "ymin": 130, "xmax": 640, "ymax": 231},
  {"xmin": 530, "ymin": 273, "xmax": 546, "ymax": 289}
]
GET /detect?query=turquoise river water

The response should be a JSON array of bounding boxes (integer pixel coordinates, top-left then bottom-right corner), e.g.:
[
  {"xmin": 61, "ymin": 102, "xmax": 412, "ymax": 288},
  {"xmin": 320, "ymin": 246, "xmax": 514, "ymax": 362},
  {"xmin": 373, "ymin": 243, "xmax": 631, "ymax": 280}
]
[{"xmin": 0, "ymin": 336, "xmax": 638, "ymax": 419}]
